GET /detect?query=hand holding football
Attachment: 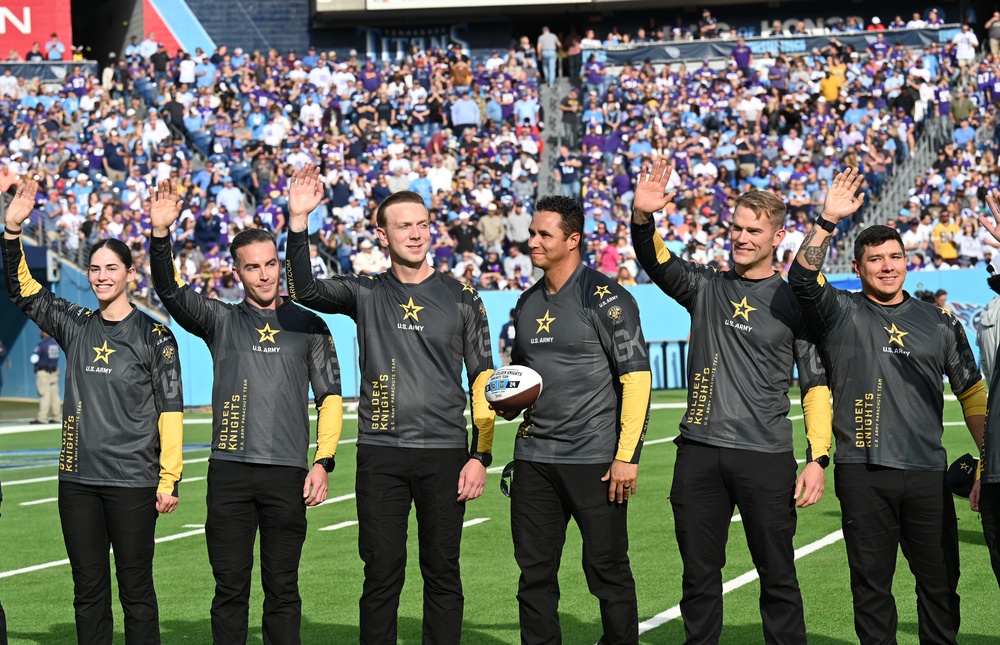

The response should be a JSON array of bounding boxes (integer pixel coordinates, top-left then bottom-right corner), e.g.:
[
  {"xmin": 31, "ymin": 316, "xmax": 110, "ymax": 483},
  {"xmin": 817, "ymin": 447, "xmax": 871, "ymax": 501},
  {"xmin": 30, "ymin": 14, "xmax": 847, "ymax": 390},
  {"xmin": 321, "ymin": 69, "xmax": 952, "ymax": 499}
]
[{"xmin": 485, "ymin": 365, "xmax": 543, "ymax": 421}]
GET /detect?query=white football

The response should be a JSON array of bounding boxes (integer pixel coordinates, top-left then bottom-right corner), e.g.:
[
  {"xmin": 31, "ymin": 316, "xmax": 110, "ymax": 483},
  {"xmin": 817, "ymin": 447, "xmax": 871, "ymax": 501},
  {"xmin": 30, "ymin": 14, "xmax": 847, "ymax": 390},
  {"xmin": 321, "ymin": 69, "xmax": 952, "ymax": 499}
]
[{"xmin": 485, "ymin": 365, "xmax": 543, "ymax": 411}]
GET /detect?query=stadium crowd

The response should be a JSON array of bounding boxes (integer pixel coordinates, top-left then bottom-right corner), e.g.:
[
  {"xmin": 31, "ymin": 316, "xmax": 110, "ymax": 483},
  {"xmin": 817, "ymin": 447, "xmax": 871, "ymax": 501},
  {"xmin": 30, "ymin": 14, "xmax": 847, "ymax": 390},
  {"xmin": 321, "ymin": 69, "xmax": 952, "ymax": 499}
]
[{"xmin": 0, "ymin": 10, "xmax": 993, "ymax": 314}]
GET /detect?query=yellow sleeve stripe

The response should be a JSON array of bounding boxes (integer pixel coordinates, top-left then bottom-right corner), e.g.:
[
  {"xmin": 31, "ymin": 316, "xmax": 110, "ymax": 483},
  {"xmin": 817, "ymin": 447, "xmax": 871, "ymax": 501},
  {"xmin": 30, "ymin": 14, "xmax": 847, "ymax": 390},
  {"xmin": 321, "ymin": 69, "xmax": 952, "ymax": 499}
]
[
  {"xmin": 16, "ymin": 237, "xmax": 42, "ymax": 298},
  {"xmin": 315, "ymin": 394, "xmax": 343, "ymax": 460},
  {"xmin": 802, "ymin": 385, "xmax": 833, "ymax": 460},
  {"xmin": 471, "ymin": 370, "xmax": 496, "ymax": 453},
  {"xmin": 616, "ymin": 370, "xmax": 651, "ymax": 463},
  {"xmin": 957, "ymin": 379, "xmax": 987, "ymax": 418},
  {"xmin": 157, "ymin": 411, "xmax": 183, "ymax": 496},
  {"xmin": 817, "ymin": 272, "xmax": 827, "ymax": 287},
  {"xmin": 172, "ymin": 252, "xmax": 186, "ymax": 289},
  {"xmin": 652, "ymin": 233, "xmax": 672, "ymax": 265}
]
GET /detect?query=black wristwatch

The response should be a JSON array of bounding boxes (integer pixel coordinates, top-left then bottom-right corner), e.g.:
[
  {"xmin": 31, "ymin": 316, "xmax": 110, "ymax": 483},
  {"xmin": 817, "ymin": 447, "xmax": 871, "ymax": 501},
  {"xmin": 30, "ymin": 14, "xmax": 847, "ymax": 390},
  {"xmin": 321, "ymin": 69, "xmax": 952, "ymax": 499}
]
[
  {"xmin": 811, "ymin": 455, "xmax": 830, "ymax": 469},
  {"xmin": 814, "ymin": 216, "xmax": 836, "ymax": 234},
  {"xmin": 314, "ymin": 457, "xmax": 336, "ymax": 472},
  {"xmin": 470, "ymin": 451, "xmax": 493, "ymax": 467}
]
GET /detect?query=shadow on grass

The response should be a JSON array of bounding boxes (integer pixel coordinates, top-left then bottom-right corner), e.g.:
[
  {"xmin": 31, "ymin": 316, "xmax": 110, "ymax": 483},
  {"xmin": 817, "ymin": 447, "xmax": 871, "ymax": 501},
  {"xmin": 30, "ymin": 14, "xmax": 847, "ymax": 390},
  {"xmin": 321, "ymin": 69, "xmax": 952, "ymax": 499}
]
[
  {"xmin": 898, "ymin": 620, "xmax": 996, "ymax": 644},
  {"xmin": 158, "ymin": 616, "xmax": 520, "ymax": 644},
  {"xmin": 958, "ymin": 527, "xmax": 987, "ymax": 547},
  {"xmin": 7, "ymin": 622, "xmax": 78, "ymax": 645},
  {"xmin": 636, "ymin": 621, "xmax": 855, "ymax": 644}
]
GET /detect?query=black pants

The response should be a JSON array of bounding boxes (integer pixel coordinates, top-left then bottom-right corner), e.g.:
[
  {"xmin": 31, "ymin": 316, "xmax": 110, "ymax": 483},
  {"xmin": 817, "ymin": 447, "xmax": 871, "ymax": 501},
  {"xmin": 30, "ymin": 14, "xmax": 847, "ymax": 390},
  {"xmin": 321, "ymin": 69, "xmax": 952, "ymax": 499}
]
[
  {"xmin": 670, "ymin": 437, "xmax": 804, "ymax": 645},
  {"xmin": 356, "ymin": 445, "xmax": 468, "ymax": 645},
  {"xmin": 206, "ymin": 460, "xmax": 308, "ymax": 645},
  {"xmin": 835, "ymin": 465, "xmax": 960, "ymax": 645},
  {"xmin": 980, "ymin": 482, "xmax": 1000, "ymax": 586},
  {"xmin": 510, "ymin": 460, "xmax": 637, "ymax": 645},
  {"xmin": 58, "ymin": 481, "xmax": 160, "ymax": 645}
]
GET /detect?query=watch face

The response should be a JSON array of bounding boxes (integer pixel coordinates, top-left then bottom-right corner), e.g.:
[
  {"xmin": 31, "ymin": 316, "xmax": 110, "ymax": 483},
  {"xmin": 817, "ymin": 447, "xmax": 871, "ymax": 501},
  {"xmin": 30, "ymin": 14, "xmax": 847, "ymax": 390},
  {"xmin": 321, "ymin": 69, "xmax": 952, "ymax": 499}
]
[{"xmin": 474, "ymin": 452, "xmax": 493, "ymax": 467}]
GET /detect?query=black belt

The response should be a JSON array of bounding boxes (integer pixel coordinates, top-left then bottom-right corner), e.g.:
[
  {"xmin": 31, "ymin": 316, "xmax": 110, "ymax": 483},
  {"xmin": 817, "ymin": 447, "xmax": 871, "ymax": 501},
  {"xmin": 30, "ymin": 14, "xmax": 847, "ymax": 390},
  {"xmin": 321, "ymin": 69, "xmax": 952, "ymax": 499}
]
[{"xmin": 37, "ymin": 367, "xmax": 58, "ymax": 373}]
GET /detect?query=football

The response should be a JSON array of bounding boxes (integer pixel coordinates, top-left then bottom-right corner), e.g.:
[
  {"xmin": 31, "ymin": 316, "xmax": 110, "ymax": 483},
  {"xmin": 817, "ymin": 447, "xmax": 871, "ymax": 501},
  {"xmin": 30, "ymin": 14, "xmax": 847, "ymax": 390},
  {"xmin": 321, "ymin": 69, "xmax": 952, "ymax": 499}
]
[{"xmin": 485, "ymin": 365, "xmax": 543, "ymax": 418}]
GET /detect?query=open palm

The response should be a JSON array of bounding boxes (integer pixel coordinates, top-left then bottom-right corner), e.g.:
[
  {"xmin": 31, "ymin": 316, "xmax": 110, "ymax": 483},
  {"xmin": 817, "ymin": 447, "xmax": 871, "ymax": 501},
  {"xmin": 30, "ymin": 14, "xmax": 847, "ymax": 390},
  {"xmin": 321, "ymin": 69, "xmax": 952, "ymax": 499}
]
[
  {"xmin": 822, "ymin": 167, "xmax": 866, "ymax": 223},
  {"xmin": 5, "ymin": 179, "xmax": 38, "ymax": 229},
  {"xmin": 149, "ymin": 180, "xmax": 184, "ymax": 231},
  {"xmin": 288, "ymin": 164, "xmax": 324, "ymax": 220},
  {"xmin": 632, "ymin": 159, "xmax": 674, "ymax": 219}
]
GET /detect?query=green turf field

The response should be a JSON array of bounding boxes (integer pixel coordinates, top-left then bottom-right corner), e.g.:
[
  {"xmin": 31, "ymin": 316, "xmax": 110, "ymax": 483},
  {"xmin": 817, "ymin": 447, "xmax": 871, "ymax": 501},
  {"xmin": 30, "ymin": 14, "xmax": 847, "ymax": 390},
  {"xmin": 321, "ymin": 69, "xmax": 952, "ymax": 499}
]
[{"xmin": 0, "ymin": 392, "xmax": 996, "ymax": 644}]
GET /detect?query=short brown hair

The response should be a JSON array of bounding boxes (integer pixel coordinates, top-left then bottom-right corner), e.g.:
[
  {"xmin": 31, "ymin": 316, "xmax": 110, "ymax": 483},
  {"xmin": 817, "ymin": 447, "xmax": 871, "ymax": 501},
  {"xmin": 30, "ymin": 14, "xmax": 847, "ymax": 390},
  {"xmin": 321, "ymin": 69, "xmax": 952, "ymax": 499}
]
[
  {"xmin": 376, "ymin": 191, "xmax": 428, "ymax": 228},
  {"xmin": 732, "ymin": 189, "xmax": 787, "ymax": 231}
]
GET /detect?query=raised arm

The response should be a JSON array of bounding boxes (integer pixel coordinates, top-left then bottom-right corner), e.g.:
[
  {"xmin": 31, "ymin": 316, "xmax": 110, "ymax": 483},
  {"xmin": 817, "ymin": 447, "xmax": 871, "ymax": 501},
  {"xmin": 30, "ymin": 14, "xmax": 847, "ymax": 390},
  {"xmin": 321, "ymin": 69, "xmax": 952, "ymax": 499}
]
[
  {"xmin": 287, "ymin": 164, "xmax": 324, "ymax": 235},
  {"xmin": 979, "ymin": 188, "xmax": 1000, "ymax": 246},
  {"xmin": 2, "ymin": 180, "xmax": 89, "ymax": 342},
  {"xmin": 794, "ymin": 167, "xmax": 865, "ymax": 272},
  {"xmin": 285, "ymin": 164, "xmax": 360, "ymax": 315},
  {"xmin": 629, "ymin": 159, "xmax": 708, "ymax": 309},
  {"xmin": 148, "ymin": 180, "xmax": 227, "ymax": 339},
  {"xmin": 630, "ymin": 158, "xmax": 675, "ymax": 225}
]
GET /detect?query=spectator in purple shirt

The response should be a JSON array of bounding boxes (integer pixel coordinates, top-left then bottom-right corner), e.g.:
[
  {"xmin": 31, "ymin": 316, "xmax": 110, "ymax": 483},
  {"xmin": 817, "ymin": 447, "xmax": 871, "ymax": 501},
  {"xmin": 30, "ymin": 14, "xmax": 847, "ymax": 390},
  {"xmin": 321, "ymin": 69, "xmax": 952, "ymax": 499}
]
[
  {"xmin": 768, "ymin": 57, "xmax": 789, "ymax": 94},
  {"xmin": 731, "ymin": 37, "xmax": 753, "ymax": 73}
]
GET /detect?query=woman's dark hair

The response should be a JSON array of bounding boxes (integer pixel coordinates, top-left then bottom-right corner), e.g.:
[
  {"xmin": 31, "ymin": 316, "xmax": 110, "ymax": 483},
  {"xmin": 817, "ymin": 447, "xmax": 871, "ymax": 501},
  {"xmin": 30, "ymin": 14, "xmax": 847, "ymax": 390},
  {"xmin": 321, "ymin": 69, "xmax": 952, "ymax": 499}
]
[{"xmin": 89, "ymin": 238, "xmax": 133, "ymax": 268}]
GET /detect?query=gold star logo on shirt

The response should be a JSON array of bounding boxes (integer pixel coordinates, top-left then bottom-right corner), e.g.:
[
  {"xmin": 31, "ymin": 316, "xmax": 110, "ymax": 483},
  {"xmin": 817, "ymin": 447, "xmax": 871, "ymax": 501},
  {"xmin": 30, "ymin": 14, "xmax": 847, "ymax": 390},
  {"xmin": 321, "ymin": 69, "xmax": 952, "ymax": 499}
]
[
  {"xmin": 461, "ymin": 283, "xmax": 477, "ymax": 294},
  {"xmin": 536, "ymin": 310, "xmax": 556, "ymax": 333},
  {"xmin": 594, "ymin": 285, "xmax": 611, "ymax": 299},
  {"xmin": 93, "ymin": 340, "xmax": 116, "ymax": 364},
  {"xmin": 399, "ymin": 297, "xmax": 424, "ymax": 322},
  {"xmin": 256, "ymin": 323, "xmax": 281, "ymax": 343},
  {"xmin": 884, "ymin": 323, "xmax": 908, "ymax": 347},
  {"xmin": 152, "ymin": 323, "xmax": 168, "ymax": 336},
  {"xmin": 730, "ymin": 296, "xmax": 757, "ymax": 321}
]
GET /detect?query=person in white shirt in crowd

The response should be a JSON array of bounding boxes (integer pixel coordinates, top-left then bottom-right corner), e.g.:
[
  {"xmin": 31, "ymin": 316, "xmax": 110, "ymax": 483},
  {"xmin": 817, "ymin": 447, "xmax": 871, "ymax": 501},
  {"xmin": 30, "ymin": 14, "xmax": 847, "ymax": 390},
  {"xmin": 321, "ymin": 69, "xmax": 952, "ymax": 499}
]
[
  {"xmin": 299, "ymin": 95, "xmax": 323, "ymax": 124},
  {"xmin": 216, "ymin": 176, "xmax": 244, "ymax": 215},
  {"xmin": 953, "ymin": 24, "xmax": 979, "ymax": 70},
  {"xmin": 452, "ymin": 250, "xmax": 483, "ymax": 279},
  {"xmin": 351, "ymin": 238, "xmax": 389, "ymax": 275},
  {"xmin": 907, "ymin": 12, "xmax": 927, "ymax": 28},
  {"xmin": 427, "ymin": 153, "xmax": 454, "ymax": 194},
  {"xmin": 141, "ymin": 110, "xmax": 171, "ymax": 151}
]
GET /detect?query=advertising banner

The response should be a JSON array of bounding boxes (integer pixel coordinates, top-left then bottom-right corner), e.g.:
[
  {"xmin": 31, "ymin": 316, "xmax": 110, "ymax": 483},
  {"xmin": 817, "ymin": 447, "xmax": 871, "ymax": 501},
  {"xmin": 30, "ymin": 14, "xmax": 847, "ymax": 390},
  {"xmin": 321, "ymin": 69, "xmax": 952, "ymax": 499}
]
[
  {"xmin": 0, "ymin": 0, "xmax": 73, "ymax": 60},
  {"xmin": 599, "ymin": 26, "xmax": 962, "ymax": 65}
]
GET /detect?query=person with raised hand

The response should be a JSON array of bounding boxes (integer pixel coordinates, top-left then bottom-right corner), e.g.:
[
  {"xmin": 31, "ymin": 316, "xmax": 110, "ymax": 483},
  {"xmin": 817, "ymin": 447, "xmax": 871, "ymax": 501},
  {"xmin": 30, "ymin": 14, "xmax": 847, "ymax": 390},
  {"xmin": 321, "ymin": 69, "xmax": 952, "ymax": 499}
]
[
  {"xmin": 2, "ymin": 179, "xmax": 183, "ymax": 644},
  {"xmin": 283, "ymin": 165, "xmax": 495, "ymax": 645},
  {"xmin": 147, "ymin": 179, "xmax": 343, "ymax": 645},
  {"xmin": 631, "ymin": 158, "xmax": 831, "ymax": 644},
  {"xmin": 790, "ymin": 168, "xmax": 985, "ymax": 644}
]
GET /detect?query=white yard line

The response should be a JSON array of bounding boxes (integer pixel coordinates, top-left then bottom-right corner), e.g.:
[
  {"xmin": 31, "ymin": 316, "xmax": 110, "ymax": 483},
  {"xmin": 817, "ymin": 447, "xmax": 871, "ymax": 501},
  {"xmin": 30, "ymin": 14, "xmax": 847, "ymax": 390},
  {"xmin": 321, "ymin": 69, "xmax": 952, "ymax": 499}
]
[
  {"xmin": 0, "ymin": 527, "xmax": 209, "ymax": 578},
  {"xmin": 637, "ymin": 530, "xmax": 844, "ymax": 634},
  {"xmin": 5, "ymin": 476, "xmax": 57, "ymax": 487},
  {"xmin": 19, "ymin": 497, "xmax": 57, "ymax": 506},
  {"xmin": 318, "ymin": 521, "xmax": 358, "ymax": 532},
  {"xmin": 463, "ymin": 518, "xmax": 490, "ymax": 528},
  {"xmin": 312, "ymin": 493, "xmax": 356, "ymax": 508}
]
